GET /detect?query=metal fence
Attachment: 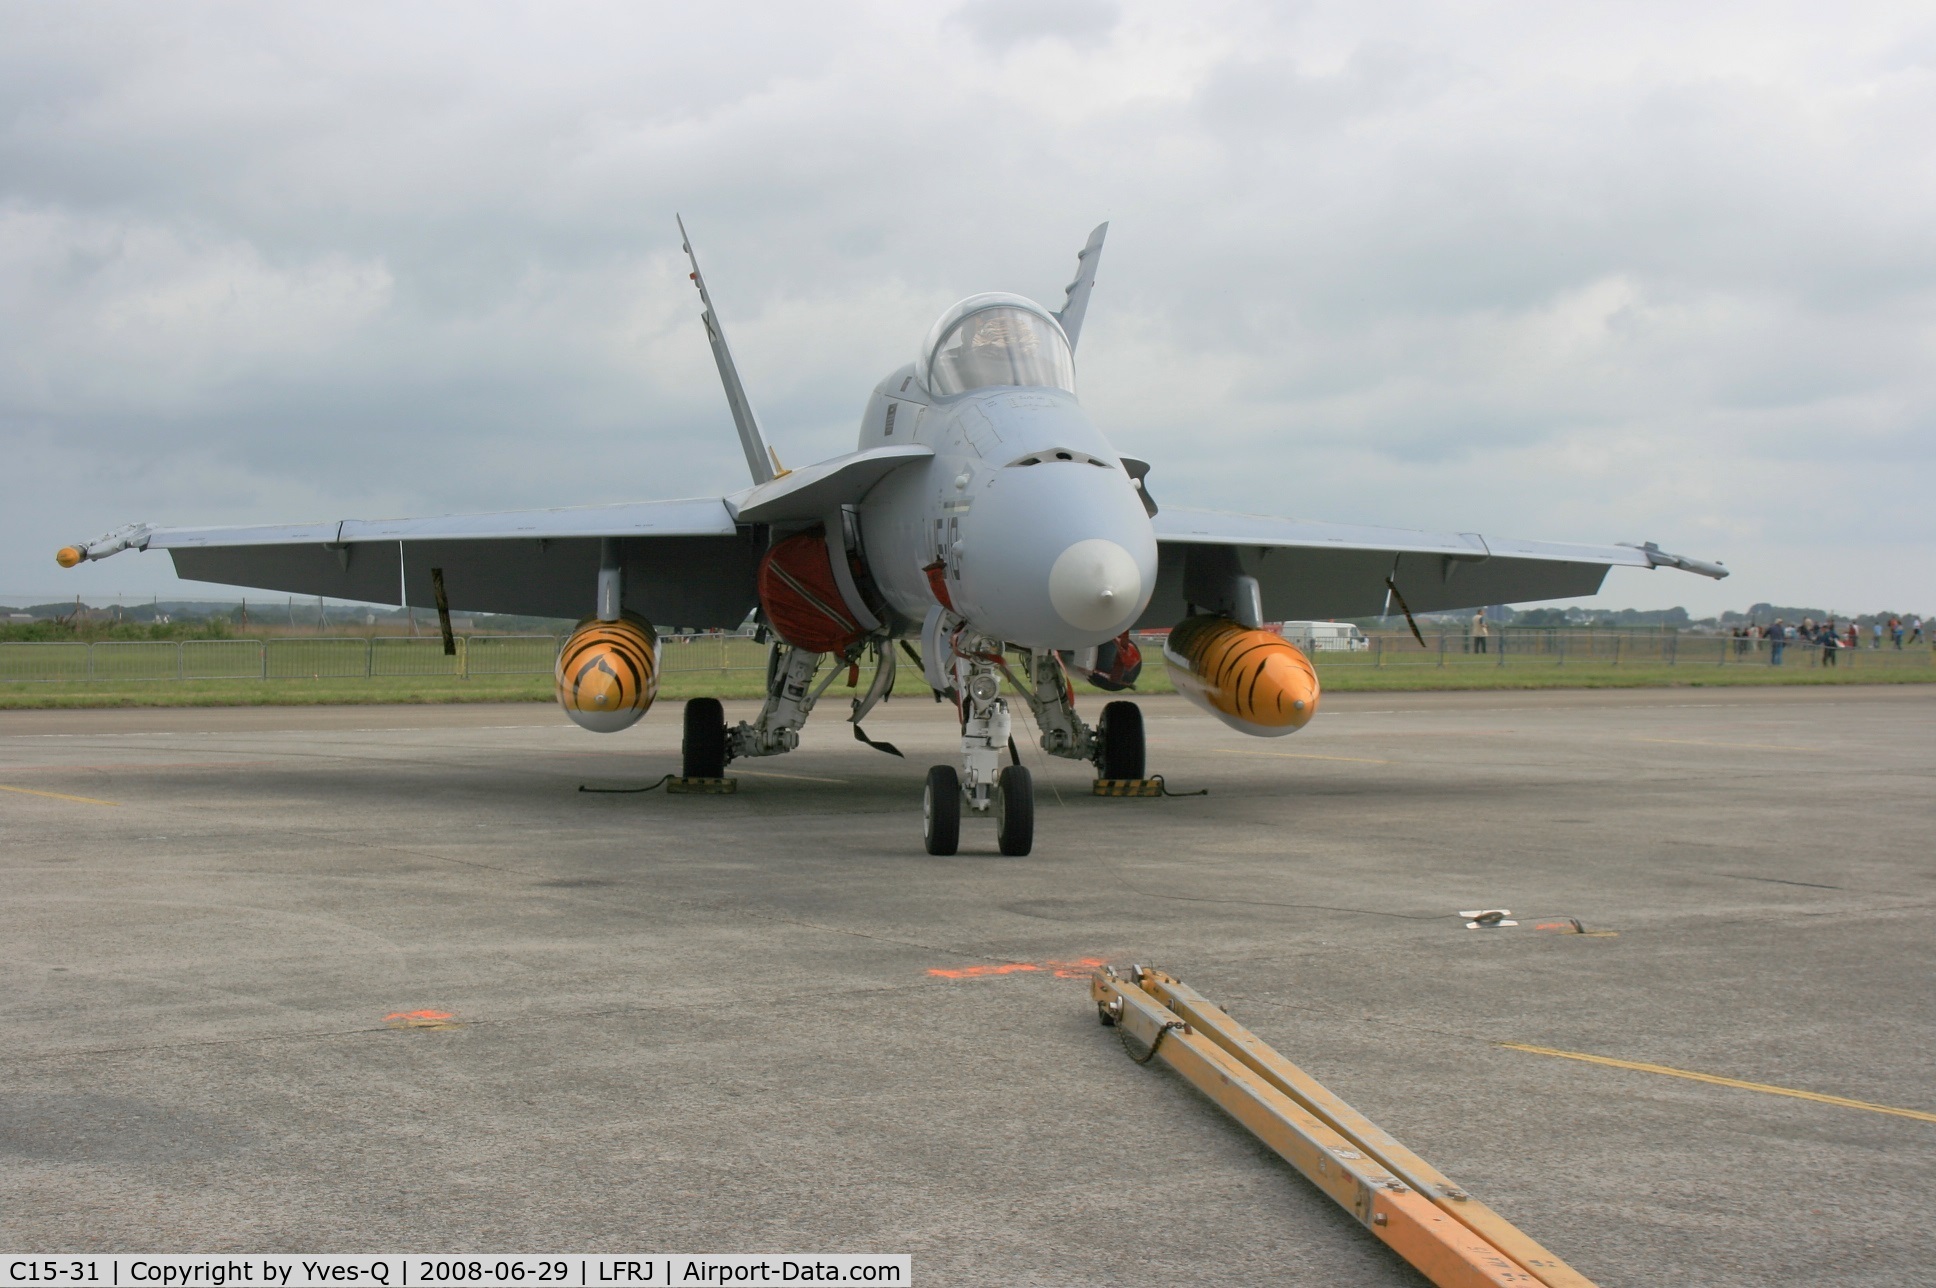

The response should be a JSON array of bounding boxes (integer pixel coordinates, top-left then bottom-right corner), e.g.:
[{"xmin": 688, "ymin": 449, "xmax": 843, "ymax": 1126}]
[
  {"xmin": 1185, "ymin": 627, "xmax": 1936, "ymax": 672},
  {"xmin": 0, "ymin": 633, "xmax": 772, "ymax": 683},
  {"xmin": 3, "ymin": 628, "xmax": 1928, "ymax": 685}
]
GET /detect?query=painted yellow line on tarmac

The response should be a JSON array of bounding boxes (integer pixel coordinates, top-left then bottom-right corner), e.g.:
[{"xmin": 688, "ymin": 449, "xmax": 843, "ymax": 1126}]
[
  {"xmin": 1633, "ymin": 737, "xmax": 1808, "ymax": 752},
  {"xmin": 0, "ymin": 783, "xmax": 120, "ymax": 806},
  {"xmin": 1500, "ymin": 1043, "xmax": 1936, "ymax": 1123},
  {"xmin": 735, "ymin": 769, "xmax": 851, "ymax": 784},
  {"xmin": 1214, "ymin": 749, "xmax": 1392, "ymax": 765}
]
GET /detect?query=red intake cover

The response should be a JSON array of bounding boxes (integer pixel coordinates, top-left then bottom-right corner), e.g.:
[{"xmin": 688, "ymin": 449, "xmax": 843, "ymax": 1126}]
[{"xmin": 759, "ymin": 529, "xmax": 868, "ymax": 655}]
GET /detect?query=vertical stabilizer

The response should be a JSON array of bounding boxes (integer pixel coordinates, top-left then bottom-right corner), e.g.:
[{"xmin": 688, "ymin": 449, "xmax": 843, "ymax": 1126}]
[
  {"xmin": 1054, "ymin": 222, "xmax": 1109, "ymax": 350},
  {"xmin": 678, "ymin": 216, "xmax": 778, "ymax": 485}
]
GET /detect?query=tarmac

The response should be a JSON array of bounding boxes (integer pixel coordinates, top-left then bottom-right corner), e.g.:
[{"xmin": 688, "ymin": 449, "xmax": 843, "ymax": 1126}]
[{"xmin": 1, "ymin": 686, "xmax": 1931, "ymax": 1285}]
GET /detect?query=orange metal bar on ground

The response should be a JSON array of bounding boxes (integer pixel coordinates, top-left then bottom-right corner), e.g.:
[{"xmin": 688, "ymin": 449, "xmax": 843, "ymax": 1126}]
[{"xmin": 1091, "ymin": 966, "xmax": 1597, "ymax": 1288}]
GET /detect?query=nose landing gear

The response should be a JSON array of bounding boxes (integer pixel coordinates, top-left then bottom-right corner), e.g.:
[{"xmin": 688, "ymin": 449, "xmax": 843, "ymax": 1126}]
[
  {"xmin": 923, "ymin": 632, "xmax": 1035, "ymax": 856},
  {"xmin": 917, "ymin": 638, "xmax": 1151, "ymax": 855}
]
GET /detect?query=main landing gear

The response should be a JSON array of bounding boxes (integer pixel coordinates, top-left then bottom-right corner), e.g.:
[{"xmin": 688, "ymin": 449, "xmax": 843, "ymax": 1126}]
[
  {"xmin": 681, "ymin": 642, "xmax": 848, "ymax": 781},
  {"xmin": 1017, "ymin": 648, "xmax": 1146, "ymax": 781},
  {"xmin": 1095, "ymin": 699, "xmax": 1145, "ymax": 780},
  {"xmin": 682, "ymin": 697, "xmax": 728, "ymax": 779}
]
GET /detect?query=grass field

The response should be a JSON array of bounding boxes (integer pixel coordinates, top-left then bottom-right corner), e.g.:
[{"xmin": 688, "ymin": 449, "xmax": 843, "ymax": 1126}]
[{"xmin": 0, "ymin": 651, "xmax": 1928, "ymax": 708}]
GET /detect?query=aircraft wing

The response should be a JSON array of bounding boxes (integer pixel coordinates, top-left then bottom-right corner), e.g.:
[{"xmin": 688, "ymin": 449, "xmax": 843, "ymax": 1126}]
[
  {"xmin": 62, "ymin": 498, "xmax": 766, "ymax": 627},
  {"xmin": 63, "ymin": 445, "xmax": 938, "ymax": 627},
  {"xmin": 1141, "ymin": 506, "xmax": 1727, "ymax": 624}
]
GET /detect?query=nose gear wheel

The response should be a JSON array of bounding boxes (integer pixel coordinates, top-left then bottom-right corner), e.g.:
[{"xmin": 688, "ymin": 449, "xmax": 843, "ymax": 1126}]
[
  {"xmin": 923, "ymin": 765, "xmax": 961, "ymax": 856},
  {"xmin": 995, "ymin": 764, "xmax": 1034, "ymax": 856}
]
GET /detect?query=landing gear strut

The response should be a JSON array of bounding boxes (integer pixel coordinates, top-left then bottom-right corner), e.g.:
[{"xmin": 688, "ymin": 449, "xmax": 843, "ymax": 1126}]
[{"xmin": 1016, "ymin": 648, "xmax": 1146, "ymax": 781}]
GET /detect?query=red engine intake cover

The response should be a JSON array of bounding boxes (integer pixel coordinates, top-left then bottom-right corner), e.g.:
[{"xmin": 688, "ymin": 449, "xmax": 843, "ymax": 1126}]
[{"xmin": 759, "ymin": 529, "xmax": 869, "ymax": 655}]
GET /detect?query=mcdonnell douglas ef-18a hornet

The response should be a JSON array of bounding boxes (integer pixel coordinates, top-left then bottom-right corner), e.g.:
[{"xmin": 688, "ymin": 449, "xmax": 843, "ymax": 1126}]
[{"xmin": 59, "ymin": 221, "xmax": 1727, "ymax": 856}]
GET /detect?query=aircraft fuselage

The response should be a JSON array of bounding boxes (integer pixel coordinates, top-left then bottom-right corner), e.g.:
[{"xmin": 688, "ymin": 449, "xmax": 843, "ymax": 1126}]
[{"xmin": 856, "ymin": 363, "xmax": 1157, "ymax": 652}]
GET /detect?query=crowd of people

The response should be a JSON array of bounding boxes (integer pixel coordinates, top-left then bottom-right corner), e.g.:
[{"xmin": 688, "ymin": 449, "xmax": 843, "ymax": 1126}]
[{"xmin": 1734, "ymin": 616, "xmax": 1926, "ymax": 665}]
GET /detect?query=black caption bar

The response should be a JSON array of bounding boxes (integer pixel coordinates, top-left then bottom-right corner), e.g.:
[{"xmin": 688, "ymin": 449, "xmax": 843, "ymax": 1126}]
[{"xmin": 2, "ymin": 1258, "xmax": 910, "ymax": 1288}]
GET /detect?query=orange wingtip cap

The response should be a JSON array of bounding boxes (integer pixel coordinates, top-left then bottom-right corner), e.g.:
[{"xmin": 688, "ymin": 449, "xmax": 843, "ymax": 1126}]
[{"xmin": 55, "ymin": 546, "xmax": 83, "ymax": 568}]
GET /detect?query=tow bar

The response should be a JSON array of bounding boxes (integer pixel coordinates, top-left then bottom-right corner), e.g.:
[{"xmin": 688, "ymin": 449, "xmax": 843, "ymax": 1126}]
[{"xmin": 1092, "ymin": 965, "xmax": 1596, "ymax": 1288}]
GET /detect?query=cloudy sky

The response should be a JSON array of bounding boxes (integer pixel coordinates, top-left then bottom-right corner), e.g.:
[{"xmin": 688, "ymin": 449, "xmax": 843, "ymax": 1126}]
[{"xmin": 4, "ymin": 1, "xmax": 1932, "ymax": 616}]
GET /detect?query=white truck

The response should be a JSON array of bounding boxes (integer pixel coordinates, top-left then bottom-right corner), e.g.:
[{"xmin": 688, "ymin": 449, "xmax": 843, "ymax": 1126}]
[{"xmin": 1278, "ymin": 621, "xmax": 1370, "ymax": 652}]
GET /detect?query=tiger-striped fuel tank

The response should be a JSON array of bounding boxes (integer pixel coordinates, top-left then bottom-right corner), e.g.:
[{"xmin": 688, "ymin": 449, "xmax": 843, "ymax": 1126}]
[
  {"xmin": 1162, "ymin": 615, "xmax": 1319, "ymax": 736},
  {"xmin": 555, "ymin": 614, "xmax": 659, "ymax": 733}
]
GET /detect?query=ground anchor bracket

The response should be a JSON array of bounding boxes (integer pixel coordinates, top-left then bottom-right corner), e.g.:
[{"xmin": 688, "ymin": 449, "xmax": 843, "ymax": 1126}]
[
  {"xmin": 666, "ymin": 777, "xmax": 739, "ymax": 794},
  {"xmin": 1091, "ymin": 775, "xmax": 1207, "ymax": 798}
]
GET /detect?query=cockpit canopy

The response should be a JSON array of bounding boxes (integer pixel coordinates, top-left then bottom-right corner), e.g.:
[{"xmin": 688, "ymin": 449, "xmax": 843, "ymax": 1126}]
[{"xmin": 922, "ymin": 293, "xmax": 1076, "ymax": 398}]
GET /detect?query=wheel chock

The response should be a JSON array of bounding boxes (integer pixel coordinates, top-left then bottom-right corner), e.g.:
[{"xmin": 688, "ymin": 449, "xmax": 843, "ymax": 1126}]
[
  {"xmin": 1092, "ymin": 778, "xmax": 1163, "ymax": 796},
  {"xmin": 666, "ymin": 776, "xmax": 739, "ymax": 794},
  {"xmin": 1092, "ymin": 964, "xmax": 1598, "ymax": 1288}
]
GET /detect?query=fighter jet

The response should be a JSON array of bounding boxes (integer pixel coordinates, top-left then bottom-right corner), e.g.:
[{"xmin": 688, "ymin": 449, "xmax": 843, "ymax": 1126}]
[{"xmin": 58, "ymin": 221, "xmax": 1727, "ymax": 856}]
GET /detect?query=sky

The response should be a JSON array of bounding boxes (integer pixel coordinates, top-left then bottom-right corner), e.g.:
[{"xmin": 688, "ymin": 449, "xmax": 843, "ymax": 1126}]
[{"xmin": 3, "ymin": 1, "xmax": 1932, "ymax": 618}]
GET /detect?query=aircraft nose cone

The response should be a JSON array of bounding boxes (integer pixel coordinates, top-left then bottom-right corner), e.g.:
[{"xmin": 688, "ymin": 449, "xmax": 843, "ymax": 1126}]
[{"xmin": 1049, "ymin": 539, "xmax": 1142, "ymax": 632}]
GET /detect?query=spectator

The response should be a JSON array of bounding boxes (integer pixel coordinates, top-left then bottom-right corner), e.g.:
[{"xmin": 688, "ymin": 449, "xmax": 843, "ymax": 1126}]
[
  {"xmin": 1846, "ymin": 622, "xmax": 1859, "ymax": 650},
  {"xmin": 1769, "ymin": 618, "xmax": 1787, "ymax": 666},
  {"xmin": 1821, "ymin": 621, "xmax": 1839, "ymax": 667},
  {"xmin": 1873, "ymin": 620, "xmax": 1884, "ymax": 649},
  {"xmin": 1470, "ymin": 609, "xmax": 1489, "ymax": 655},
  {"xmin": 1890, "ymin": 616, "xmax": 1903, "ymax": 648},
  {"xmin": 1912, "ymin": 617, "xmax": 1925, "ymax": 645}
]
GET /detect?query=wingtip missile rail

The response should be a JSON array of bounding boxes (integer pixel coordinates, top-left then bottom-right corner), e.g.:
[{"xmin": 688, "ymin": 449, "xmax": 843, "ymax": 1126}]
[
  {"xmin": 1624, "ymin": 541, "xmax": 1729, "ymax": 580},
  {"xmin": 56, "ymin": 523, "xmax": 154, "ymax": 567}
]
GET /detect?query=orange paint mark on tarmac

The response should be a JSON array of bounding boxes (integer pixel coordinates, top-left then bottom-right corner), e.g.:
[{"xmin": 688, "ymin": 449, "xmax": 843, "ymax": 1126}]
[
  {"xmin": 385, "ymin": 1009, "xmax": 461, "ymax": 1028},
  {"xmin": 928, "ymin": 963, "xmax": 1040, "ymax": 979},
  {"xmin": 928, "ymin": 956, "xmax": 1110, "ymax": 980}
]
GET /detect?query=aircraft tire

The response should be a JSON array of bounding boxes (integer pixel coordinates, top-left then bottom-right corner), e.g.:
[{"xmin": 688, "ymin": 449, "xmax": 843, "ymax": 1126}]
[
  {"xmin": 1097, "ymin": 700, "xmax": 1145, "ymax": 780},
  {"xmin": 995, "ymin": 764, "xmax": 1034, "ymax": 856},
  {"xmin": 682, "ymin": 697, "xmax": 727, "ymax": 779},
  {"xmin": 923, "ymin": 765, "xmax": 961, "ymax": 856}
]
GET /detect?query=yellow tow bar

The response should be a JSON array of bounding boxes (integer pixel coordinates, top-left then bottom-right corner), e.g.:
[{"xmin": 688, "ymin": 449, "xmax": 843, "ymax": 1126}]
[{"xmin": 1092, "ymin": 965, "xmax": 1596, "ymax": 1288}]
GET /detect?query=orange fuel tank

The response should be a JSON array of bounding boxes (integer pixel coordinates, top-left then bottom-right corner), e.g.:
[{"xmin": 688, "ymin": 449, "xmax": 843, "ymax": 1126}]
[
  {"xmin": 1162, "ymin": 615, "xmax": 1319, "ymax": 736},
  {"xmin": 555, "ymin": 613, "xmax": 659, "ymax": 733}
]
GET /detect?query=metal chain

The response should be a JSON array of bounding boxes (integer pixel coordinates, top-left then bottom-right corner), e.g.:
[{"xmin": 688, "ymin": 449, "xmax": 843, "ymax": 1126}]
[{"xmin": 1120, "ymin": 1018, "xmax": 1186, "ymax": 1065}]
